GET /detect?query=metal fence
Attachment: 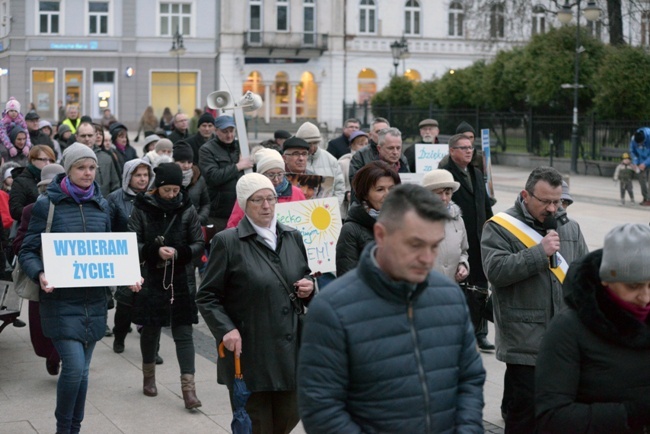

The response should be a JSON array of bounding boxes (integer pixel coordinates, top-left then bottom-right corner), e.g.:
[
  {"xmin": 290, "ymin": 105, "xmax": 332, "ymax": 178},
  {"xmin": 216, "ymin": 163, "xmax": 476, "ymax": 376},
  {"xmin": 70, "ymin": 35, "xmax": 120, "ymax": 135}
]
[{"xmin": 344, "ymin": 102, "xmax": 649, "ymax": 160}]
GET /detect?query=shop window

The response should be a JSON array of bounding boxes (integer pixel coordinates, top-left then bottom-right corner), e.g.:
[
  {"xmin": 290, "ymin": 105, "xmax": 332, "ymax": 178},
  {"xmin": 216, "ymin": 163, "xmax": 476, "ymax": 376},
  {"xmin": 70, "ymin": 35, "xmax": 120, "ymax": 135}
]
[
  {"xmin": 151, "ymin": 71, "xmax": 197, "ymax": 116},
  {"xmin": 404, "ymin": 69, "xmax": 421, "ymax": 82},
  {"xmin": 357, "ymin": 68, "xmax": 377, "ymax": 104},
  {"xmin": 296, "ymin": 71, "xmax": 317, "ymax": 118},
  {"xmin": 32, "ymin": 70, "xmax": 56, "ymax": 120},
  {"xmin": 273, "ymin": 72, "xmax": 290, "ymax": 117}
]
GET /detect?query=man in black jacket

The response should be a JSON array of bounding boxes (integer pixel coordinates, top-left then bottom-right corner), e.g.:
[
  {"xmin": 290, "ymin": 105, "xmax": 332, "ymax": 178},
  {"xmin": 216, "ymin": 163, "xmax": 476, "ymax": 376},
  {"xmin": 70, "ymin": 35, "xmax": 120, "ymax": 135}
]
[
  {"xmin": 327, "ymin": 118, "xmax": 360, "ymax": 160},
  {"xmin": 198, "ymin": 115, "xmax": 253, "ymax": 234},
  {"xmin": 185, "ymin": 112, "xmax": 214, "ymax": 165},
  {"xmin": 442, "ymin": 133, "xmax": 495, "ymax": 352},
  {"xmin": 25, "ymin": 112, "xmax": 54, "ymax": 150},
  {"xmin": 168, "ymin": 112, "xmax": 190, "ymax": 144}
]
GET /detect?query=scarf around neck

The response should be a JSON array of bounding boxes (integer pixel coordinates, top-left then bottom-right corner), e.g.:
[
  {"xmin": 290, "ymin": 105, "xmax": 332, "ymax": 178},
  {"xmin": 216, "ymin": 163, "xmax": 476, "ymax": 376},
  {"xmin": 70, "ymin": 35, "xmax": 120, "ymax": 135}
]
[
  {"xmin": 27, "ymin": 164, "xmax": 42, "ymax": 181},
  {"xmin": 604, "ymin": 285, "xmax": 650, "ymax": 324},
  {"xmin": 61, "ymin": 176, "xmax": 95, "ymax": 204},
  {"xmin": 152, "ymin": 191, "xmax": 182, "ymax": 211}
]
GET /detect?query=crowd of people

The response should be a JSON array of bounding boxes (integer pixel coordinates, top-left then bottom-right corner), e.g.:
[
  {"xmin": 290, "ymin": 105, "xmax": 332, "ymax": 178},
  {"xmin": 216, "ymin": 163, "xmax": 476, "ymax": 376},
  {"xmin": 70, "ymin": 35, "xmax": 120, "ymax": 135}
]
[{"xmin": 3, "ymin": 96, "xmax": 650, "ymax": 434}]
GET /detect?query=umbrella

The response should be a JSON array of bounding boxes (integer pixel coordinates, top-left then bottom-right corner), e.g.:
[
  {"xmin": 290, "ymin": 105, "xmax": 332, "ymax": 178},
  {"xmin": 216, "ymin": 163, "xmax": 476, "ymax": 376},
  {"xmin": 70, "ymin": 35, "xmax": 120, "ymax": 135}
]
[{"xmin": 219, "ymin": 342, "xmax": 252, "ymax": 434}]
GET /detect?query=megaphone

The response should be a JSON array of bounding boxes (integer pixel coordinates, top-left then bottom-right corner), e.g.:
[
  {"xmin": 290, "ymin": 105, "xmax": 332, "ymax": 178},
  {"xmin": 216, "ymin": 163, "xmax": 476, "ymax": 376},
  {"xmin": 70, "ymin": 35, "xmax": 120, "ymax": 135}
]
[
  {"xmin": 238, "ymin": 91, "xmax": 263, "ymax": 112},
  {"xmin": 206, "ymin": 90, "xmax": 233, "ymax": 110}
]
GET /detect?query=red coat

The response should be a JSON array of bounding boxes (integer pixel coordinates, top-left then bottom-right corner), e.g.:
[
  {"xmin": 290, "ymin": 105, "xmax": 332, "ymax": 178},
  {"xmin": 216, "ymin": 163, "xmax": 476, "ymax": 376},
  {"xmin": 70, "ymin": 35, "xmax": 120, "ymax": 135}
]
[{"xmin": 0, "ymin": 190, "xmax": 14, "ymax": 229}]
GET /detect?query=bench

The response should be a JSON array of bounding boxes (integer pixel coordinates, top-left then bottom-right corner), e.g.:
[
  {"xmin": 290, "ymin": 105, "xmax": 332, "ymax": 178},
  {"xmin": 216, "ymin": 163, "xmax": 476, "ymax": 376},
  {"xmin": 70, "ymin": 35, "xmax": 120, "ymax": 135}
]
[
  {"xmin": 0, "ymin": 280, "xmax": 21, "ymax": 335},
  {"xmin": 583, "ymin": 146, "xmax": 624, "ymax": 176}
]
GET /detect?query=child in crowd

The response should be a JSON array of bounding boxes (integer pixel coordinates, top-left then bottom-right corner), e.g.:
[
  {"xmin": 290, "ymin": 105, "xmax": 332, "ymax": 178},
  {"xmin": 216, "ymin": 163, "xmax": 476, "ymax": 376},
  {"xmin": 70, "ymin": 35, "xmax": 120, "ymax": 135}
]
[
  {"xmin": 613, "ymin": 152, "xmax": 639, "ymax": 206},
  {"xmin": 0, "ymin": 97, "xmax": 31, "ymax": 157}
]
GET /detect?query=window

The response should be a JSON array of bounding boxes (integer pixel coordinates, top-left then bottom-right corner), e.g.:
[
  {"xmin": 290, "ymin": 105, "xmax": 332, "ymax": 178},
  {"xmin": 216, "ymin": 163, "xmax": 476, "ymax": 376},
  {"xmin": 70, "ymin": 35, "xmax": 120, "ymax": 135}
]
[
  {"xmin": 490, "ymin": 3, "xmax": 505, "ymax": 39},
  {"xmin": 360, "ymin": 0, "xmax": 376, "ymax": 34},
  {"xmin": 448, "ymin": 1, "xmax": 463, "ymax": 37},
  {"xmin": 277, "ymin": 0, "xmax": 288, "ymax": 32},
  {"xmin": 32, "ymin": 70, "xmax": 56, "ymax": 120},
  {"xmin": 405, "ymin": 0, "xmax": 420, "ymax": 36},
  {"xmin": 160, "ymin": 2, "xmax": 191, "ymax": 36},
  {"xmin": 249, "ymin": 0, "xmax": 262, "ymax": 44},
  {"xmin": 39, "ymin": 1, "xmax": 60, "ymax": 34},
  {"xmin": 642, "ymin": 11, "xmax": 650, "ymax": 46},
  {"xmin": 532, "ymin": 4, "xmax": 546, "ymax": 35},
  {"xmin": 587, "ymin": 19, "xmax": 602, "ymax": 40},
  {"xmin": 304, "ymin": 0, "xmax": 315, "ymax": 45},
  {"xmin": 89, "ymin": 1, "xmax": 109, "ymax": 35}
]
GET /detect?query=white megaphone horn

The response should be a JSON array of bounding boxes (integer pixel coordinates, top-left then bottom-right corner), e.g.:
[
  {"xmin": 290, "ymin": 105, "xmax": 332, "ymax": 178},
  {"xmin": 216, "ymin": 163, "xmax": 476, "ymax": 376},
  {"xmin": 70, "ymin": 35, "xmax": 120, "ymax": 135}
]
[
  {"xmin": 238, "ymin": 91, "xmax": 263, "ymax": 112},
  {"xmin": 206, "ymin": 90, "xmax": 233, "ymax": 110}
]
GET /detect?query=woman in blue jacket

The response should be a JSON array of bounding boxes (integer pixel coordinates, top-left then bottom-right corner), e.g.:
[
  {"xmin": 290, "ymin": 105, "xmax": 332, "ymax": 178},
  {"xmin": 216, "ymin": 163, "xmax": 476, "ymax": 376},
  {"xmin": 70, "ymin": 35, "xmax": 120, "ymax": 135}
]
[{"xmin": 19, "ymin": 143, "xmax": 111, "ymax": 434}]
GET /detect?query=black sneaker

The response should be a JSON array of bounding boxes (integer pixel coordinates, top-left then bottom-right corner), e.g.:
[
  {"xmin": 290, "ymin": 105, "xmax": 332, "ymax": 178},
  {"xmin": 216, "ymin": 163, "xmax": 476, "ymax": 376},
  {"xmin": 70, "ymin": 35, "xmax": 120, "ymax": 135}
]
[
  {"xmin": 13, "ymin": 318, "xmax": 26, "ymax": 328},
  {"xmin": 113, "ymin": 339, "xmax": 125, "ymax": 354},
  {"xmin": 104, "ymin": 325, "xmax": 114, "ymax": 337},
  {"xmin": 155, "ymin": 354, "xmax": 164, "ymax": 365}
]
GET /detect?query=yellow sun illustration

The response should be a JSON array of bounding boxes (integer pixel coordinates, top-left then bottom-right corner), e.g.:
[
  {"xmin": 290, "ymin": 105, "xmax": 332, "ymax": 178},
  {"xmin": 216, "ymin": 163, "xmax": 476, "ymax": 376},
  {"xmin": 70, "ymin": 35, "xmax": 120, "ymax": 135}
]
[
  {"xmin": 288, "ymin": 199, "xmax": 342, "ymax": 243},
  {"xmin": 311, "ymin": 206, "xmax": 331, "ymax": 231}
]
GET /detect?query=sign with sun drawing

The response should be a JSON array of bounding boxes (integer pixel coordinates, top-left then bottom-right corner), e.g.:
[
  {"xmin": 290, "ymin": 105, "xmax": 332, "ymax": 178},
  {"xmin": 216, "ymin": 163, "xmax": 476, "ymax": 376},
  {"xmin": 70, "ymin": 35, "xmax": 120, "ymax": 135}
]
[{"xmin": 276, "ymin": 197, "xmax": 342, "ymax": 274}]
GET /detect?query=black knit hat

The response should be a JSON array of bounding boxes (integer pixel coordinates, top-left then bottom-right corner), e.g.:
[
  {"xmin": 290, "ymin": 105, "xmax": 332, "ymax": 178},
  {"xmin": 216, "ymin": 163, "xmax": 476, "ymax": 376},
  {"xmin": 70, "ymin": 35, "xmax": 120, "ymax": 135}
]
[
  {"xmin": 274, "ymin": 129, "xmax": 291, "ymax": 140},
  {"xmin": 154, "ymin": 162, "xmax": 183, "ymax": 187},
  {"xmin": 198, "ymin": 112, "xmax": 215, "ymax": 127},
  {"xmin": 173, "ymin": 142, "xmax": 194, "ymax": 162},
  {"xmin": 456, "ymin": 121, "xmax": 476, "ymax": 135}
]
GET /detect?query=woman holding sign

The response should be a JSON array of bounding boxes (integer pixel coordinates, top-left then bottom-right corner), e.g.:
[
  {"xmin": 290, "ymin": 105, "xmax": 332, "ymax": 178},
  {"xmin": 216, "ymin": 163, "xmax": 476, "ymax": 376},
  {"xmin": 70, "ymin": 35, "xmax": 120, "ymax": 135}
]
[
  {"xmin": 128, "ymin": 162, "xmax": 204, "ymax": 410},
  {"xmin": 197, "ymin": 172, "xmax": 313, "ymax": 433},
  {"xmin": 19, "ymin": 143, "xmax": 111, "ymax": 434}
]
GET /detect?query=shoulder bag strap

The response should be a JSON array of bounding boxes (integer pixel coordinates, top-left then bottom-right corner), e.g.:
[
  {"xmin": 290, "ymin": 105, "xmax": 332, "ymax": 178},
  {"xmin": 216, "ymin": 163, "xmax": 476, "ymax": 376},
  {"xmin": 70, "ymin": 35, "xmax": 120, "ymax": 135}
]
[{"xmin": 45, "ymin": 201, "xmax": 55, "ymax": 233}]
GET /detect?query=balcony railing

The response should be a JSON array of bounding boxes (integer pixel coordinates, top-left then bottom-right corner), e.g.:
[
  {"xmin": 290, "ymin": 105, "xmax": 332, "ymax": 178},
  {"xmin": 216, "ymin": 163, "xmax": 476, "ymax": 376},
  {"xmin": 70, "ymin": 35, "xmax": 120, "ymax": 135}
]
[{"xmin": 244, "ymin": 32, "xmax": 328, "ymax": 55}]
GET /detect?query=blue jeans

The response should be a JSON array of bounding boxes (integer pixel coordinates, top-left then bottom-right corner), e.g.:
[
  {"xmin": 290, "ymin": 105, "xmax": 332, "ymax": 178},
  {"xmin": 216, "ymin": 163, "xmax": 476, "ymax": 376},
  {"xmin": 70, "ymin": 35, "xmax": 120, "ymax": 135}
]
[{"xmin": 51, "ymin": 339, "xmax": 96, "ymax": 434}]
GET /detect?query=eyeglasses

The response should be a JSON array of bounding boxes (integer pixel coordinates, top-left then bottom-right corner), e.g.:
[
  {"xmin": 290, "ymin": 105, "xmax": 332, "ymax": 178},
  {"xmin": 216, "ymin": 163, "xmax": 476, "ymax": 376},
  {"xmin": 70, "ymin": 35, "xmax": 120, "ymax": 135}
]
[
  {"xmin": 248, "ymin": 196, "xmax": 278, "ymax": 205},
  {"xmin": 452, "ymin": 146, "xmax": 473, "ymax": 151},
  {"xmin": 285, "ymin": 152, "xmax": 309, "ymax": 158},
  {"xmin": 33, "ymin": 157, "xmax": 54, "ymax": 163},
  {"xmin": 530, "ymin": 192, "xmax": 562, "ymax": 208},
  {"xmin": 264, "ymin": 172, "xmax": 285, "ymax": 180}
]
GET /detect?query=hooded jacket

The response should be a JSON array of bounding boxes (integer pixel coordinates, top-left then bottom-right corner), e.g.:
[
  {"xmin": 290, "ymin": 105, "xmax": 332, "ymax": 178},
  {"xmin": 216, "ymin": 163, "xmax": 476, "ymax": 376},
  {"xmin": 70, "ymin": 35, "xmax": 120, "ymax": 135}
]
[
  {"xmin": 536, "ymin": 250, "xmax": 650, "ymax": 433},
  {"xmin": 94, "ymin": 143, "xmax": 121, "ymax": 198},
  {"xmin": 298, "ymin": 243, "xmax": 485, "ymax": 434},
  {"xmin": 128, "ymin": 190, "xmax": 204, "ymax": 327},
  {"xmin": 481, "ymin": 195, "xmax": 589, "ymax": 365},
  {"xmin": 307, "ymin": 147, "xmax": 346, "ymax": 206},
  {"xmin": 107, "ymin": 159, "xmax": 153, "ymax": 232},
  {"xmin": 19, "ymin": 173, "xmax": 111, "ymax": 344},
  {"xmin": 9, "ymin": 166, "xmax": 39, "ymax": 221}
]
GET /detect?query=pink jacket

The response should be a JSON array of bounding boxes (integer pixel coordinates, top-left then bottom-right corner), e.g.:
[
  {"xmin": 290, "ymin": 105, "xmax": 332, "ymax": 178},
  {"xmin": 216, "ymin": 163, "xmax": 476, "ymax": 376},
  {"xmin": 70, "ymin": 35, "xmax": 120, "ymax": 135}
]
[{"xmin": 226, "ymin": 185, "xmax": 306, "ymax": 229}]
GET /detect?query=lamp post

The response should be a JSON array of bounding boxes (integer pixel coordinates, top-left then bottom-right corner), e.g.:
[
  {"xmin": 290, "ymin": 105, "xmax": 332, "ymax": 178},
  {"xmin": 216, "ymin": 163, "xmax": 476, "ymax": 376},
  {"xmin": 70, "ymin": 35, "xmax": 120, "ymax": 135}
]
[
  {"xmin": 390, "ymin": 36, "xmax": 409, "ymax": 77},
  {"xmin": 557, "ymin": 1, "xmax": 601, "ymax": 174},
  {"xmin": 169, "ymin": 28, "xmax": 186, "ymax": 112}
]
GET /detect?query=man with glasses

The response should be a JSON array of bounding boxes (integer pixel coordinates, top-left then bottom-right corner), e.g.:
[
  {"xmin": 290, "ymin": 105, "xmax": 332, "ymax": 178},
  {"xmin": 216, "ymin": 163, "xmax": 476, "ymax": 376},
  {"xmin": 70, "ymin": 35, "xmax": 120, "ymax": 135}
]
[
  {"xmin": 327, "ymin": 118, "xmax": 360, "ymax": 160},
  {"xmin": 199, "ymin": 115, "xmax": 253, "ymax": 235},
  {"xmin": 169, "ymin": 112, "xmax": 190, "ymax": 144},
  {"xmin": 282, "ymin": 136, "xmax": 312, "ymax": 175},
  {"xmin": 74, "ymin": 122, "xmax": 120, "ymax": 197},
  {"xmin": 481, "ymin": 166, "xmax": 588, "ymax": 434},
  {"xmin": 441, "ymin": 133, "xmax": 495, "ymax": 354}
]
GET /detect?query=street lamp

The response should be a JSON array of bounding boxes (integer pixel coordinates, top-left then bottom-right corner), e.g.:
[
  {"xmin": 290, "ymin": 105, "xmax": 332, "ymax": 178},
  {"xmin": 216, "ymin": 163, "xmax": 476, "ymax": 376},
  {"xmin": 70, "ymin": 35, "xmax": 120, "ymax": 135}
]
[
  {"xmin": 557, "ymin": 0, "xmax": 601, "ymax": 174},
  {"xmin": 169, "ymin": 28, "xmax": 186, "ymax": 112},
  {"xmin": 390, "ymin": 36, "xmax": 409, "ymax": 77}
]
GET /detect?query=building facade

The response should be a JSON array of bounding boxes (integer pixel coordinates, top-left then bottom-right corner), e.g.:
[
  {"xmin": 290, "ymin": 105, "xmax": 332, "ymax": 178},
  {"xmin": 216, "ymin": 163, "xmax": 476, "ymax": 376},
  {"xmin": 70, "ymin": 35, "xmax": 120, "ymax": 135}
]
[{"xmin": 0, "ymin": 0, "xmax": 646, "ymax": 130}]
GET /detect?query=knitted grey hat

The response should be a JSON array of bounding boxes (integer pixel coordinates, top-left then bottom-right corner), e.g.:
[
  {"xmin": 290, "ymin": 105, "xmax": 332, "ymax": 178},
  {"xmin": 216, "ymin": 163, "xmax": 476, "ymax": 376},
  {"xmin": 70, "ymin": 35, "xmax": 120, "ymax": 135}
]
[
  {"xmin": 599, "ymin": 223, "xmax": 650, "ymax": 282},
  {"xmin": 62, "ymin": 142, "xmax": 98, "ymax": 173}
]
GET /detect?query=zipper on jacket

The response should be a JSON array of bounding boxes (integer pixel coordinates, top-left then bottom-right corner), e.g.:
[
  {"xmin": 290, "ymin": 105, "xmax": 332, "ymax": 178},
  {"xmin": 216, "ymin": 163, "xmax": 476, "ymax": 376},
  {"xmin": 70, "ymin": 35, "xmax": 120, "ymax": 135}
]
[
  {"xmin": 407, "ymin": 300, "xmax": 432, "ymax": 433},
  {"xmin": 79, "ymin": 204, "xmax": 87, "ymax": 231}
]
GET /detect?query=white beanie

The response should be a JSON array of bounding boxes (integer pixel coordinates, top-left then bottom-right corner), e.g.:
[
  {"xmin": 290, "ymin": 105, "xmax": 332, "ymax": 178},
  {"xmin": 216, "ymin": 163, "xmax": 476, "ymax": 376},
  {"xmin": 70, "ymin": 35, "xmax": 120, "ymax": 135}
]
[
  {"xmin": 5, "ymin": 97, "xmax": 20, "ymax": 113},
  {"xmin": 296, "ymin": 121, "xmax": 321, "ymax": 145},
  {"xmin": 255, "ymin": 148, "xmax": 285, "ymax": 174},
  {"xmin": 236, "ymin": 173, "xmax": 275, "ymax": 210}
]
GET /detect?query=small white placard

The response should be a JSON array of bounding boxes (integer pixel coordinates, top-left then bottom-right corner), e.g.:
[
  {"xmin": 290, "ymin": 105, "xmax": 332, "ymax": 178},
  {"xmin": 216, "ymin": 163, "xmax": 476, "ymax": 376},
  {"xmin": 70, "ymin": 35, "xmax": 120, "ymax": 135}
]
[
  {"xmin": 398, "ymin": 173, "xmax": 423, "ymax": 185},
  {"xmin": 415, "ymin": 144, "xmax": 450, "ymax": 173},
  {"xmin": 41, "ymin": 232, "xmax": 141, "ymax": 288}
]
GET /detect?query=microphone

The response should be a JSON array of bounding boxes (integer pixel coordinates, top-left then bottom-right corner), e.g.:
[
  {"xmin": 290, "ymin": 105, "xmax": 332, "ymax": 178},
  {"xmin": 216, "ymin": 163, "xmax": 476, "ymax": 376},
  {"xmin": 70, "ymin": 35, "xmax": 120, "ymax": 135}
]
[{"xmin": 542, "ymin": 216, "xmax": 558, "ymax": 269}]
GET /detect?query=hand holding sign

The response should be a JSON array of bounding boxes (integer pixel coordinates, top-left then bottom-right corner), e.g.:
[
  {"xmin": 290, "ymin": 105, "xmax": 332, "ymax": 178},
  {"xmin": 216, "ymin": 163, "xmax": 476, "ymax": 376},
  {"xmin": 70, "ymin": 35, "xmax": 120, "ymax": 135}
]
[
  {"xmin": 39, "ymin": 272, "xmax": 54, "ymax": 293},
  {"xmin": 130, "ymin": 277, "xmax": 144, "ymax": 293}
]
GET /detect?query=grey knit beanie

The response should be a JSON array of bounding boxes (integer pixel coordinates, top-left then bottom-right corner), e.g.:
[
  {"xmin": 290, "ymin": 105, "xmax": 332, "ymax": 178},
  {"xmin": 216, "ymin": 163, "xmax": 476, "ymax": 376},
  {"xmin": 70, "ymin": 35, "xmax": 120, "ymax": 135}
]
[
  {"xmin": 599, "ymin": 223, "xmax": 650, "ymax": 282},
  {"xmin": 62, "ymin": 142, "xmax": 98, "ymax": 173}
]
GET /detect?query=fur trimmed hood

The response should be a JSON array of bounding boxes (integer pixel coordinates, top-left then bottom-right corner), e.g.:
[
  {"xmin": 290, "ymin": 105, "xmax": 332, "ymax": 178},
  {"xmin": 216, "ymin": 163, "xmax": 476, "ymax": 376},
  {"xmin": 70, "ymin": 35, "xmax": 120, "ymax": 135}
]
[{"xmin": 564, "ymin": 249, "xmax": 650, "ymax": 349}]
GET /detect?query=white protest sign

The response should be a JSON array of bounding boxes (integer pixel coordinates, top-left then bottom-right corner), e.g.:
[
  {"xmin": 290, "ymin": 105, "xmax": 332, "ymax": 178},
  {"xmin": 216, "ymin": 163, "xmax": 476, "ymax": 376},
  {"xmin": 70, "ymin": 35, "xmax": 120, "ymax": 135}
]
[
  {"xmin": 398, "ymin": 173, "xmax": 423, "ymax": 185},
  {"xmin": 276, "ymin": 197, "xmax": 341, "ymax": 274},
  {"xmin": 41, "ymin": 232, "xmax": 141, "ymax": 288},
  {"xmin": 415, "ymin": 144, "xmax": 449, "ymax": 173}
]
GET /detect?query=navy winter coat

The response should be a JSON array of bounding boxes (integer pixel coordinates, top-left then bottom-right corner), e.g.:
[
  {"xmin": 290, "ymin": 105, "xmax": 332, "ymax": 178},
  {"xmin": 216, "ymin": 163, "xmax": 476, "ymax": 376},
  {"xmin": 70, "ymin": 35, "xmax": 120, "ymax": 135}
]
[
  {"xmin": 19, "ymin": 173, "xmax": 111, "ymax": 344},
  {"xmin": 298, "ymin": 243, "xmax": 486, "ymax": 434}
]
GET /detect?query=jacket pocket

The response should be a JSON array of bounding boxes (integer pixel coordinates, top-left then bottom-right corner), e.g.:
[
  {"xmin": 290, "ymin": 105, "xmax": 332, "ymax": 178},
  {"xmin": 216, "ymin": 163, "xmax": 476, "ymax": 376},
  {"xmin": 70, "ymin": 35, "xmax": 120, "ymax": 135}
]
[{"xmin": 501, "ymin": 308, "xmax": 546, "ymax": 323}]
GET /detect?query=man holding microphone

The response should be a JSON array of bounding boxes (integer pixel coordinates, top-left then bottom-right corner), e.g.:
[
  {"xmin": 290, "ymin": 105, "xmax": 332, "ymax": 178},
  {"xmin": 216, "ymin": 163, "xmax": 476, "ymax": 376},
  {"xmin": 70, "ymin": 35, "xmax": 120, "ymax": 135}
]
[{"xmin": 481, "ymin": 166, "xmax": 588, "ymax": 433}]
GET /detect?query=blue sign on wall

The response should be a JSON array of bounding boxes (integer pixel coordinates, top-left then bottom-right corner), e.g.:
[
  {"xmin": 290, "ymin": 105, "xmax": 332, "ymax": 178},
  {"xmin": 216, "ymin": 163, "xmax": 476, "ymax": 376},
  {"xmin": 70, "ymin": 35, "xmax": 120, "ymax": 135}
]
[{"xmin": 50, "ymin": 41, "xmax": 99, "ymax": 51}]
